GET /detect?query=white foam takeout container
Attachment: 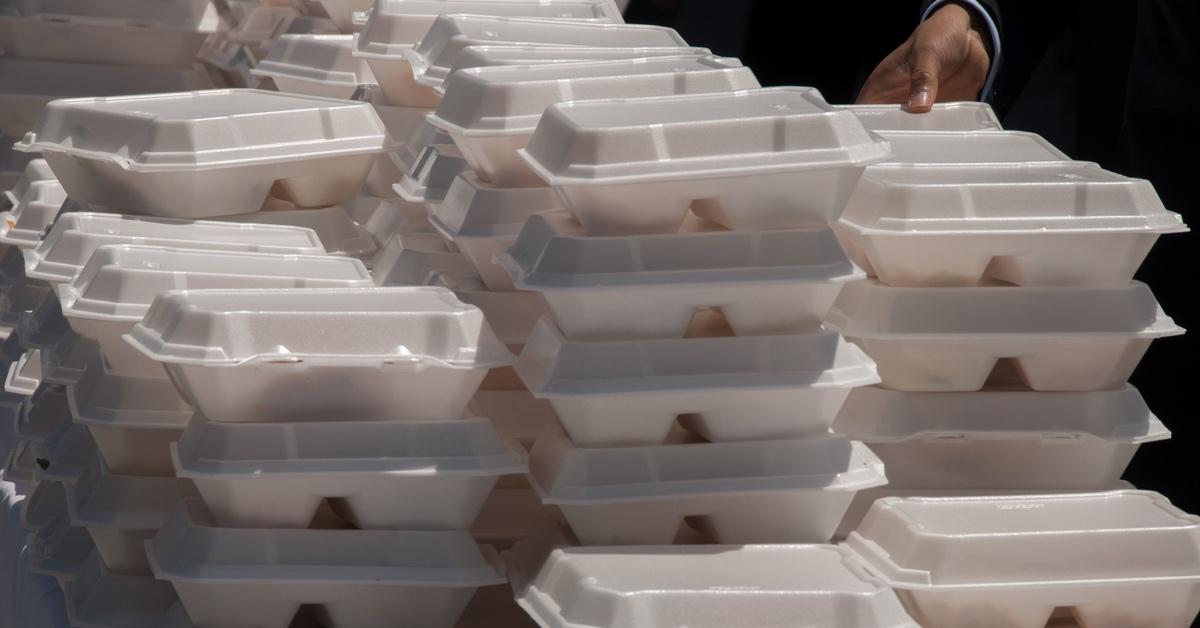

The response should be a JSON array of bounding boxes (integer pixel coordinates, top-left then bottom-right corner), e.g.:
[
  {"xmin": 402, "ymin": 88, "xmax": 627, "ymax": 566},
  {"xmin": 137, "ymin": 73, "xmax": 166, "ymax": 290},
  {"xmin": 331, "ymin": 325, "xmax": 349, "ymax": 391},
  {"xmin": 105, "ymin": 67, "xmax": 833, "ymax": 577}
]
[
  {"xmin": 353, "ymin": 4, "xmax": 628, "ymax": 105},
  {"xmin": 434, "ymin": 43, "xmax": 714, "ymax": 94},
  {"xmin": 840, "ymin": 102, "xmax": 1003, "ymax": 133},
  {"xmin": 308, "ymin": 0, "xmax": 375, "ymax": 32},
  {"xmin": 4, "ymin": 347, "xmax": 41, "ymax": 396},
  {"xmin": 875, "ymin": 130, "xmax": 1068, "ymax": 165},
  {"xmin": 0, "ymin": 176, "xmax": 67, "ymax": 249},
  {"xmin": 39, "ymin": 334, "xmax": 98, "ymax": 386},
  {"xmin": 429, "ymin": 173, "xmax": 562, "ymax": 290},
  {"xmin": 516, "ymin": 316, "xmax": 878, "ymax": 446},
  {"xmin": 826, "ymin": 280, "xmax": 1184, "ymax": 392},
  {"xmin": 427, "ymin": 55, "xmax": 758, "ymax": 186},
  {"xmin": 528, "ymin": 420, "xmax": 886, "ymax": 545},
  {"xmin": 65, "ymin": 460, "xmax": 200, "ymax": 576},
  {"xmin": 520, "ymin": 87, "xmax": 893, "ymax": 235},
  {"xmin": 393, "ymin": 142, "xmax": 469, "ymax": 207},
  {"xmin": 252, "ymin": 34, "xmax": 377, "ymax": 99},
  {"xmin": 33, "ymin": 426, "xmax": 99, "ymax": 486},
  {"xmin": 148, "ymin": 498, "xmax": 507, "ymax": 628},
  {"xmin": 14, "ymin": 383, "xmax": 72, "ymax": 452},
  {"xmin": 834, "ymin": 384, "xmax": 1170, "ymax": 490},
  {"xmin": 125, "ymin": 287, "xmax": 514, "ymax": 422},
  {"xmin": 508, "ymin": 520, "xmax": 919, "ymax": 628},
  {"xmin": 2, "ymin": 158, "xmax": 55, "ymax": 208},
  {"xmin": 174, "ymin": 415, "xmax": 524, "ymax": 529},
  {"xmin": 67, "ymin": 356, "xmax": 193, "ymax": 477},
  {"xmin": 0, "ymin": 57, "xmax": 213, "ymax": 139},
  {"xmin": 13, "ymin": 276, "xmax": 73, "ymax": 350},
  {"xmin": 214, "ymin": 205, "xmax": 379, "ymax": 258},
  {"xmin": 21, "ymin": 474, "xmax": 67, "ymax": 536},
  {"xmin": 61, "ymin": 553, "xmax": 180, "ymax": 628},
  {"xmin": 28, "ymin": 510, "xmax": 95, "ymax": 587},
  {"xmin": 837, "ymin": 162, "xmax": 1188, "ymax": 287},
  {"xmin": 0, "ymin": 0, "xmax": 219, "ymax": 67},
  {"xmin": 22, "ymin": 212, "xmax": 328, "ymax": 284},
  {"xmin": 844, "ymin": 491, "xmax": 1200, "ymax": 628},
  {"xmin": 57, "ymin": 245, "xmax": 374, "ymax": 376},
  {"xmin": 347, "ymin": 194, "xmax": 437, "ymax": 246},
  {"xmin": 16, "ymin": 90, "xmax": 389, "ymax": 217},
  {"xmin": 454, "ymin": 284, "xmax": 549, "ymax": 350},
  {"xmin": 501, "ymin": 212, "xmax": 863, "ymax": 340},
  {"xmin": 371, "ymin": 231, "xmax": 478, "ymax": 286},
  {"xmin": 3, "ymin": 437, "xmax": 38, "ymax": 487}
]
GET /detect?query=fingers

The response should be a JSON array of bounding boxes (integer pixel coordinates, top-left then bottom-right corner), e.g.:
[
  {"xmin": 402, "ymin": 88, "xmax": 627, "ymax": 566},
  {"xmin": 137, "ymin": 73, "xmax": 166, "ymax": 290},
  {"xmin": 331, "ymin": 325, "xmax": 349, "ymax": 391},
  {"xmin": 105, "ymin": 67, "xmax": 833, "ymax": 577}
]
[
  {"xmin": 907, "ymin": 44, "xmax": 941, "ymax": 113},
  {"xmin": 856, "ymin": 41, "xmax": 913, "ymax": 104}
]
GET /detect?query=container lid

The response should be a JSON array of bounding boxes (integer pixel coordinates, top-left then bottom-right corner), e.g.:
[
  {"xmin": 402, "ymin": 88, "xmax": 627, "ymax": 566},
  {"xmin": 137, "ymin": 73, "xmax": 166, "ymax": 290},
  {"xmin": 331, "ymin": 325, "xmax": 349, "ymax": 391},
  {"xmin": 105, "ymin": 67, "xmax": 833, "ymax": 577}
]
[
  {"xmin": 354, "ymin": 0, "xmax": 625, "ymax": 58},
  {"xmin": 127, "ymin": 286, "xmax": 515, "ymax": 368},
  {"xmin": 392, "ymin": 143, "xmax": 469, "ymax": 204},
  {"xmin": 431, "ymin": 172, "xmax": 561, "ymax": 240},
  {"xmin": 37, "ymin": 427, "xmax": 99, "ymax": 485},
  {"xmin": 371, "ymin": 231, "xmax": 479, "ymax": 286},
  {"xmin": 5, "ymin": 348, "xmax": 41, "ymax": 396},
  {"xmin": 520, "ymin": 86, "xmax": 893, "ymax": 185},
  {"xmin": 311, "ymin": 0, "xmax": 375, "ymax": 32},
  {"xmin": 841, "ymin": 102, "xmax": 1002, "ymax": 133},
  {"xmin": 443, "ymin": 43, "xmax": 713, "ymax": 79},
  {"xmin": 217, "ymin": 206, "xmax": 378, "ymax": 258},
  {"xmin": 16, "ymin": 383, "xmax": 71, "ymax": 445},
  {"xmin": 0, "ymin": 277, "xmax": 50, "ymax": 326},
  {"xmin": 174, "ymin": 415, "xmax": 525, "ymax": 477},
  {"xmin": 40, "ymin": 334, "xmax": 99, "ymax": 386},
  {"xmin": 516, "ymin": 542, "xmax": 919, "ymax": 628},
  {"xmin": 402, "ymin": 15, "xmax": 689, "ymax": 83},
  {"xmin": 0, "ymin": 178, "xmax": 68, "ymax": 247},
  {"xmin": 149, "ymin": 498, "xmax": 507, "ymax": 585},
  {"xmin": 503, "ymin": 211, "xmax": 862, "ymax": 290},
  {"xmin": 67, "ymin": 358, "xmax": 192, "ymax": 430},
  {"xmin": 21, "ymin": 475, "xmax": 67, "ymax": 532},
  {"xmin": 58, "ymin": 244, "xmax": 373, "ymax": 324},
  {"xmin": 875, "ymin": 131, "xmax": 1068, "ymax": 164},
  {"xmin": 23, "ymin": 212, "xmax": 328, "ymax": 284},
  {"xmin": 826, "ymin": 280, "xmax": 1184, "ymax": 340},
  {"xmin": 835, "ymin": 384, "xmax": 1171, "ymax": 444},
  {"xmin": 454, "ymin": 290, "xmax": 548, "ymax": 346},
  {"xmin": 529, "ymin": 420, "xmax": 886, "ymax": 504},
  {"xmin": 839, "ymin": 162, "xmax": 1188, "ymax": 235},
  {"xmin": 29, "ymin": 517, "xmax": 94, "ymax": 579},
  {"xmin": 18, "ymin": 90, "xmax": 388, "ymax": 171},
  {"xmin": 62, "ymin": 554, "xmax": 179, "ymax": 628},
  {"xmin": 4, "ymin": 438, "xmax": 38, "ymax": 486},
  {"xmin": 252, "ymin": 34, "xmax": 377, "ymax": 89},
  {"xmin": 428, "ymin": 55, "xmax": 757, "ymax": 136},
  {"xmin": 2, "ymin": 158, "xmax": 56, "ymax": 208},
  {"xmin": 0, "ymin": 0, "xmax": 219, "ymax": 33},
  {"xmin": 517, "ymin": 316, "xmax": 879, "ymax": 397},
  {"xmin": 845, "ymin": 491, "xmax": 1200, "ymax": 589},
  {"xmin": 65, "ymin": 461, "xmax": 200, "ymax": 530}
]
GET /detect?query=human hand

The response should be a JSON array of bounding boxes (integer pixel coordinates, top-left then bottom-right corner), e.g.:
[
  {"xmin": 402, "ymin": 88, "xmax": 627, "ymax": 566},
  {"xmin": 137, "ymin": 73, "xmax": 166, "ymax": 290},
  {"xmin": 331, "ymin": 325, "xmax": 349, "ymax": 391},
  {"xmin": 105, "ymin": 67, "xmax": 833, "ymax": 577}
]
[{"xmin": 856, "ymin": 2, "xmax": 993, "ymax": 112}]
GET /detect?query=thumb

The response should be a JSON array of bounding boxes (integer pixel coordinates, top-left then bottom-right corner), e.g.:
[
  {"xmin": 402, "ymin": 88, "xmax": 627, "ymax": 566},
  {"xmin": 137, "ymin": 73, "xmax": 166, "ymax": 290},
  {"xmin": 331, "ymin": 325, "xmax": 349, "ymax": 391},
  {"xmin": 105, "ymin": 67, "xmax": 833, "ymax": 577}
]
[{"xmin": 907, "ymin": 45, "xmax": 941, "ymax": 112}]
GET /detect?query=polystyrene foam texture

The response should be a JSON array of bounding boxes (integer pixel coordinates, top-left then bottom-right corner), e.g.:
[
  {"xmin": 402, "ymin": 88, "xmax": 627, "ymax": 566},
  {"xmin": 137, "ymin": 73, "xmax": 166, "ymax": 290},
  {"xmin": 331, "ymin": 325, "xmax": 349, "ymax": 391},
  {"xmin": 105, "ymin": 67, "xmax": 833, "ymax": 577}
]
[
  {"xmin": 528, "ymin": 420, "xmax": 887, "ymax": 544},
  {"xmin": 39, "ymin": 334, "xmax": 98, "ymax": 386},
  {"xmin": 516, "ymin": 316, "xmax": 879, "ymax": 446},
  {"xmin": 148, "ymin": 498, "xmax": 507, "ymax": 628},
  {"xmin": 428, "ymin": 55, "xmax": 759, "ymax": 186},
  {"xmin": 837, "ymin": 162, "xmax": 1188, "ymax": 287},
  {"xmin": 58, "ymin": 245, "xmax": 373, "ymax": 376},
  {"xmin": 17, "ymin": 90, "xmax": 388, "ymax": 216},
  {"xmin": 23, "ymin": 212, "xmax": 327, "ymax": 284},
  {"xmin": 215, "ymin": 205, "xmax": 379, "ymax": 258},
  {"xmin": 844, "ymin": 491, "xmax": 1200, "ymax": 628},
  {"xmin": 826, "ymin": 280, "xmax": 1184, "ymax": 391},
  {"xmin": 4, "ymin": 348, "xmax": 41, "ymax": 395},
  {"xmin": 874, "ymin": 130, "xmax": 1068, "ymax": 164},
  {"xmin": 61, "ymin": 553, "xmax": 179, "ymax": 628},
  {"xmin": 126, "ymin": 287, "xmax": 514, "ymax": 421},
  {"xmin": 520, "ymin": 87, "xmax": 893, "ymax": 235},
  {"xmin": 35, "ymin": 427, "xmax": 99, "ymax": 486},
  {"xmin": 0, "ymin": 177, "xmax": 67, "ymax": 248},
  {"xmin": 15, "ymin": 383, "xmax": 72, "ymax": 449},
  {"xmin": 371, "ymin": 230, "xmax": 478, "ymax": 286},
  {"xmin": 840, "ymin": 102, "xmax": 1003, "ymax": 133},
  {"xmin": 834, "ymin": 385, "xmax": 1169, "ymax": 489},
  {"xmin": 252, "ymin": 34, "xmax": 377, "ymax": 99},
  {"xmin": 502, "ymin": 212, "xmax": 864, "ymax": 340},
  {"xmin": 2, "ymin": 157, "xmax": 56, "ymax": 208}
]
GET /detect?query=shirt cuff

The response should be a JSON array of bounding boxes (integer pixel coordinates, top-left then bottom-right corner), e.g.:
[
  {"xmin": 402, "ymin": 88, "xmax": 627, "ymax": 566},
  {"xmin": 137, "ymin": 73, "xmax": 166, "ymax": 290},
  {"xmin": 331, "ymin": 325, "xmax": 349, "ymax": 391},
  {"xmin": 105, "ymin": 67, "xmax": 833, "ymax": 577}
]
[{"xmin": 922, "ymin": 0, "xmax": 1002, "ymax": 101}]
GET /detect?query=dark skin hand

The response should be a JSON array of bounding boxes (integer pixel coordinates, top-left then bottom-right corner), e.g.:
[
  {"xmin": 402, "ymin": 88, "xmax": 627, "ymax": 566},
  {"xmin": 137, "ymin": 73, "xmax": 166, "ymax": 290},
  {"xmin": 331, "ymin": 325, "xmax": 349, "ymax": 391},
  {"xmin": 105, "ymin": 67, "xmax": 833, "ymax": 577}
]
[{"xmin": 857, "ymin": 3, "xmax": 994, "ymax": 112}]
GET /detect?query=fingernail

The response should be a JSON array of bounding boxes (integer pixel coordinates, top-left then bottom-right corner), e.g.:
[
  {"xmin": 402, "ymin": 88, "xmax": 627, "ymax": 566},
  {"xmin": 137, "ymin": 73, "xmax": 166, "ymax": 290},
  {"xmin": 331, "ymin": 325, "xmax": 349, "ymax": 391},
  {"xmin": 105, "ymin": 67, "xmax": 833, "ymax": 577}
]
[{"xmin": 909, "ymin": 89, "xmax": 932, "ymax": 109}]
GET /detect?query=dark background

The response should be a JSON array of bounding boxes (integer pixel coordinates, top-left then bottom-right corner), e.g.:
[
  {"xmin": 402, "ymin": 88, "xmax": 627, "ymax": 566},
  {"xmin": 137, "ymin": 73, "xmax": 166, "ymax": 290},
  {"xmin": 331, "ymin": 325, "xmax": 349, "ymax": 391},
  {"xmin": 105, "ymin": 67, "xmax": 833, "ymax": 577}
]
[{"xmin": 627, "ymin": 0, "xmax": 1200, "ymax": 514}]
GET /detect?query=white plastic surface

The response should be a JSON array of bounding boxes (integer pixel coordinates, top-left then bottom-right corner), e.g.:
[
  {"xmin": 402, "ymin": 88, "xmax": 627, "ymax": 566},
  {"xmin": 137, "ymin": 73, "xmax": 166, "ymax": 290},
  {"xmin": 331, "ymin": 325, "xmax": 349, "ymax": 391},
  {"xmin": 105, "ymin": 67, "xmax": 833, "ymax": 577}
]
[
  {"xmin": 428, "ymin": 55, "xmax": 758, "ymax": 186},
  {"xmin": 58, "ymin": 245, "xmax": 372, "ymax": 375},
  {"xmin": 34, "ymin": 428, "xmax": 98, "ymax": 486},
  {"xmin": 844, "ymin": 491, "xmax": 1200, "ymax": 628},
  {"xmin": 0, "ymin": 178, "xmax": 67, "ymax": 248},
  {"xmin": 174, "ymin": 415, "xmax": 523, "ymax": 528},
  {"xmin": 28, "ymin": 513, "xmax": 94, "ymax": 584},
  {"xmin": 67, "ymin": 358, "xmax": 192, "ymax": 477},
  {"xmin": 64, "ymin": 461, "xmax": 199, "ymax": 575},
  {"xmin": 361, "ymin": 14, "xmax": 685, "ymax": 106},
  {"xmin": 521, "ymin": 87, "xmax": 893, "ymax": 235},
  {"xmin": 15, "ymin": 385, "xmax": 71, "ymax": 450},
  {"xmin": 4, "ymin": 349, "xmax": 40, "ymax": 396},
  {"xmin": 126, "ymin": 287, "xmax": 514, "ymax": 421},
  {"xmin": 393, "ymin": 143, "xmax": 470, "ymax": 205},
  {"xmin": 834, "ymin": 385, "xmax": 1169, "ymax": 489},
  {"xmin": 429, "ymin": 173, "xmax": 561, "ymax": 290},
  {"xmin": 512, "ymin": 535, "xmax": 918, "ymax": 628},
  {"xmin": 0, "ymin": 0, "xmax": 219, "ymax": 67},
  {"xmin": 875, "ymin": 130, "xmax": 1068, "ymax": 164},
  {"xmin": 468, "ymin": 390, "xmax": 556, "ymax": 446},
  {"xmin": 23, "ymin": 212, "xmax": 327, "ymax": 284},
  {"xmin": 517, "ymin": 316, "xmax": 878, "ymax": 446},
  {"xmin": 503, "ymin": 212, "xmax": 864, "ymax": 340},
  {"xmin": 13, "ymin": 277, "xmax": 72, "ymax": 349},
  {"xmin": 371, "ymin": 231, "xmax": 478, "ymax": 286},
  {"xmin": 311, "ymin": 0, "xmax": 374, "ymax": 32},
  {"xmin": 841, "ymin": 102, "xmax": 1003, "ymax": 133},
  {"xmin": 61, "ymin": 554, "xmax": 179, "ymax": 628},
  {"xmin": 252, "ymin": 34, "xmax": 377, "ymax": 99},
  {"xmin": 837, "ymin": 162, "xmax": 1188, "ymax": 287},
  {"xmin": 38, "ymin": 335, "xmax": 98, "ymax": 386},
  {"xmin": 528, "ymin": 420, "xmax": 886, "ymax": 544},
  {"xmin": 3, "ymin": 158, "xmax": 55, "ymax": 208},
  {"xmin": 18, "ymin": 90, "xmax": 388, "ymax": 217},
  {"xmin": 455, "ymin": 289, "xmax": 549, "ymax": 349},
  {"xmin": 0, "ymin": 58, "xmax": 214, "ymax": 139},
  {"xmin": 149, "ymin": 498, "xmax": 507, "ymax": 628},
  {"xmin": 346, "ymin": 194, "xmax": 436, "ymax": 245},
  {"xmin": 826, "ymin": 280, "xmax": 1184, "ymax": 391},
  {"xmin": 215, "ymin": 206, "xmax": 378, "ymax": 258}
]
